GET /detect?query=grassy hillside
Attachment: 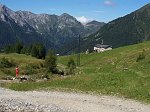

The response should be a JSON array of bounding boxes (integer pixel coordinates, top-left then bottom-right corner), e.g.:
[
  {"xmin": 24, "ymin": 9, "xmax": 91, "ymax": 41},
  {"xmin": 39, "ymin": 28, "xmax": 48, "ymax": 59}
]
[
  {"xmin": 0, "ymin": 53, "xmax": 44, "ymax": 79},
  {"xmin": 1, "ymin": 41, "xmax": 150, "ymax": 103}
]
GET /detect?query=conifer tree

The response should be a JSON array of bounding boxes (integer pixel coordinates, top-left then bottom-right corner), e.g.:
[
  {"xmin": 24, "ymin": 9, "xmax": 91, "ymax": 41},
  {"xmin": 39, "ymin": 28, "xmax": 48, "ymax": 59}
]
[{"xmin": 45, "ymin": 50, "xmax": 57, "ymax": 73}]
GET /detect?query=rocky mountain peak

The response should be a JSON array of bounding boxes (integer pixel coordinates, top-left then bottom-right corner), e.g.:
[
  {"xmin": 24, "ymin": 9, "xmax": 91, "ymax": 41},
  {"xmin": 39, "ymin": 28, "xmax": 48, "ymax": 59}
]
[
  {"xmin": 0, "ymin": 3, "xmax": 5, "ymax": 10},
  {"xmin": 60, "ymin": 13, "xmax": 71, "ymax": 17},
  {"xmin": 58, "ymin": 13, "xmax": 82, "ymax": 27},
  {"xmin": 0, "ymin": 3, "xmax": 13, "ymax": 13},
  {"xmin": 0, "ymin": 3, "xmax": 16, "ymax": 22},
  {"xmin": 60, "ymin": 13, "xmax": 77, "ymax": 20}
]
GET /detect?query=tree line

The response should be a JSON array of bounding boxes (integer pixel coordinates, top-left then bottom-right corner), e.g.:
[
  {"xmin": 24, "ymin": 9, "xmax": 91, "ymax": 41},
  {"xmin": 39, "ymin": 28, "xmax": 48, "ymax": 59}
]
[{"xmin": 4, "ymin": 41, "xmax": 46, "ymax": 59}]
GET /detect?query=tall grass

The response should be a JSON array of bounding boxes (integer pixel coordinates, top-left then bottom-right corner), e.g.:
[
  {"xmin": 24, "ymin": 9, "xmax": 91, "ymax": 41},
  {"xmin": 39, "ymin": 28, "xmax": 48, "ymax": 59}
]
[{"xmin": 0, "ymin": 53, "xmax": 44, "ymax": 79}]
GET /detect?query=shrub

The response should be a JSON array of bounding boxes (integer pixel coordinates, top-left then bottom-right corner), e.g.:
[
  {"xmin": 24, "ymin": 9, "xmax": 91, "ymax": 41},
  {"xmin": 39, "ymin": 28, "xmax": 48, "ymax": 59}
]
[
  {"xmin": 136, "ymin": 49, "xmax": 146, "ymax": 62},
  {"xmin": 1, "ymin": 69, "xmax": 14, "ymax": 76},
  {"xmin": 66, "ymin": 58, "xmax": 76, "ymax": 75},
  {"xmin": 45, "ymin": 50, "xmax": 57, "ymax": 73},
  {"xmin": 25, "ymin": 65, "xmax": 35, "ymax": 75},
  {"xmin": 40, "ymin": 62, "xmax": 44, "ymax": 68},
  {"xmin": 0, "ymin": 57, "xmax": 16, "ymax": 68},
  {"xmin": 42, "ymin": 71, "xmax": 53, "ymax": 79}
]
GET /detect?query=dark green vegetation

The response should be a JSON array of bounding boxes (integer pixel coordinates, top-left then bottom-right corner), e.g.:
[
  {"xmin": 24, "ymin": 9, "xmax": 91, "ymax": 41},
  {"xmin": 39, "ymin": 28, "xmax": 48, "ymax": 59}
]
[
  {"xmin": 66, "ymin": 58, "xmax": 76, "ymax": 75},
  {"xmin": 45, "ymin": 50, "xmax": 57, "ymax": 73},
  {"xmin": 0, "ymin": 57, "xmax": 16, "ymax": 68},
  {"xmin": 5, "ymin": 42, "xmax": 46, "ymax": 59},
  {"xmin": 1, "ymin": 41, "xmax": 150, "ymax": 103},
  {"xmin": 84, "ymin": 3, "xmax": 150, "ymax": 51}
]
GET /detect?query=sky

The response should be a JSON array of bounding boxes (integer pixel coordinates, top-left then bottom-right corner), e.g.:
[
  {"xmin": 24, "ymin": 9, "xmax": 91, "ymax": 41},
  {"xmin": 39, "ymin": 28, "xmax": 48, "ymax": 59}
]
[{"xmin": 0, "ymin": 0, "xmax": 150, "ymax": 23}]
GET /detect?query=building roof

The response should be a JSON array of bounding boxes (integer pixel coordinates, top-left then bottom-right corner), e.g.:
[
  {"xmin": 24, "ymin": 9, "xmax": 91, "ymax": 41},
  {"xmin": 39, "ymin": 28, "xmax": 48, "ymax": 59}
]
[{"xmin": 94, "ymin": 44, "xmax": 111, "ymax": 48}]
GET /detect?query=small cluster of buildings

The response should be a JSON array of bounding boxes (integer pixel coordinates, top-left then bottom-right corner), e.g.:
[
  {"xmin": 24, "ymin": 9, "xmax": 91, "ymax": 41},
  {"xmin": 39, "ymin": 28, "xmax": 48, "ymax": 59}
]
[
  {"xmin": 86, "ymin": 40, "xmax": 112, "ymax": 54},
  {"xmin": 94, "ymin": 39, "xmax": 112, "ymax": 53},
  {"xmin": 94, "ymin": 44, "xmax": 112, "ymax": 53}
]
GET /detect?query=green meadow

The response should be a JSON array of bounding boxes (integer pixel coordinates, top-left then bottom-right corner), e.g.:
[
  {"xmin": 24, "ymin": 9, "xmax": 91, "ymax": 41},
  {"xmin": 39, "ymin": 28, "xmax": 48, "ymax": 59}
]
[{"xmin": 1, "ymin": 41, "xmax": 150, "ymax": 103}]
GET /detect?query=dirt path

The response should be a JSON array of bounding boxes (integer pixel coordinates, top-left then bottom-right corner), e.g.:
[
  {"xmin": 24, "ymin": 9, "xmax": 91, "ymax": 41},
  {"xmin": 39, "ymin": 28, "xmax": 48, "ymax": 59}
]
[{"xmin": 0, "ymin": 87, "xmax": 150, "ymax": 112}]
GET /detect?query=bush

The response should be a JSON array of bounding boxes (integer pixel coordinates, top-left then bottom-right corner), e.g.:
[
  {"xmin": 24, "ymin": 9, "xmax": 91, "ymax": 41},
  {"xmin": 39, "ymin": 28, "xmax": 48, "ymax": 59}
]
[
  {"xmin": 25, "ymin": 65, "xmax": 35, "ymax": 75},
  {"xmin": 0, "ymin": 57, "xmax": 16, "ymax": 68},
  {"xmin": 136, "ymin": 49, "xmax": 146, "ymax": 62},
  {"xmin": 42, "ymin": 71, "xmax": 53, "ymax": 79},
  {"xmin": 1, "ymin": 69, "xmax": 14, "ymax": 76},
  {"xmin": 66, "ymin": 58, "xmax": 76, "ymax": 75},
  {"xmin": 45, "ymin": 50, "xmax": 57, "ymax": 73}
]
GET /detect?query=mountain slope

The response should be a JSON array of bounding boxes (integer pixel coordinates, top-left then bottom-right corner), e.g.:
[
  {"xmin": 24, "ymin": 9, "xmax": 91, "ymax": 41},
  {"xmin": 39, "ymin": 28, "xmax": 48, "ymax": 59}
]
[
  {"xmin": 0, "ymin": 4, "xmax": 104, "ymax": 54},
  {"xmin": 84, "ymin": 21, "xmax": 105, "ymax": 36},
  {"xmin": 0, "ymin": 4, "xmax": 51, "ymax": 48},
  {"xmin": 84, "ymin": 3, "xmax": 150, "ymax": 50}
]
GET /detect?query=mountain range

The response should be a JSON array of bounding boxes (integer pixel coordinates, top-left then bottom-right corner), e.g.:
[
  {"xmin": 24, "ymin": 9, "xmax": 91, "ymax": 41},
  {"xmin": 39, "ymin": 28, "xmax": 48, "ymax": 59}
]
[
  {"xmin": 0, "ymin": 3, "xmax": 105, "ymax": 54},
  {"xmin": 0, "ymin": 3, "xmax": 150, "ymax": 55}
]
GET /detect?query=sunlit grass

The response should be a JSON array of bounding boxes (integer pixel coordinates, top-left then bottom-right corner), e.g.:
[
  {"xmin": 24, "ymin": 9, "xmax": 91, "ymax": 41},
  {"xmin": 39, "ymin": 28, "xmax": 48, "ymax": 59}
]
[{"xmin": 2, "ymin": 41, "xmax": 150, "ymax": 103}]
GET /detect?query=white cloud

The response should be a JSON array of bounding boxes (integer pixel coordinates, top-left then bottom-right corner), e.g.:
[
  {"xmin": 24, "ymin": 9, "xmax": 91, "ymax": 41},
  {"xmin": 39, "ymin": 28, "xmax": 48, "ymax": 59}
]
[
  {"xmin": 76, "ymin": 16, "xmax": 93, "ymax": 25},
  {"xmin": 104, "ymin": 0, "xmax": 115, "ymax": 6}
]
